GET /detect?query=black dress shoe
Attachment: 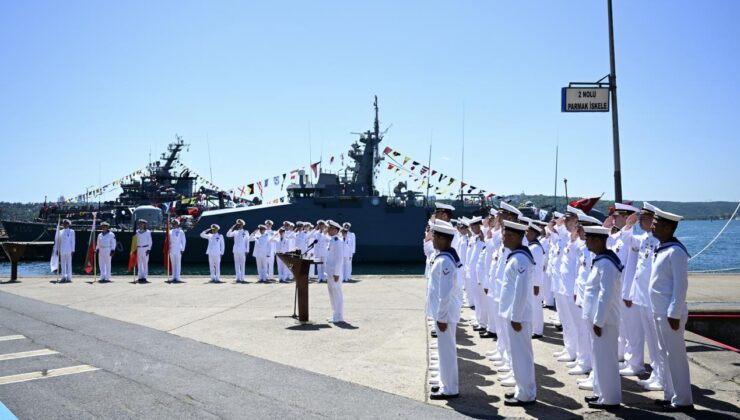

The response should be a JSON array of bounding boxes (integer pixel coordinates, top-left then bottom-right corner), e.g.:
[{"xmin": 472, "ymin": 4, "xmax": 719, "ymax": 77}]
[
  {"xmin": 429, "ymin": 392, "xmax": 459, "ymax": 400},
  {"xmin": 469, "ymin": 305, "xmax": 475, "ymax": 310},
  {"xmin": 653, "ymin": 399, "xmax": 671, "ymax": 407},
  {"xmin": 584, "ymin": 395, "xmax": 599, "ymax": 403},
  {"xmin": 531, "ymin": 334, "xmax": 543, "ymax": 339},
  {"xmin": 662, "ymin": 404, "xmax": 694, "ymax": 413},
  {"xmin": 472, "ymin": 326, "xmax": 485, "ymax": 332},
  {"xmin": 587, "ymin": 402, "xmax": 620, "ymax": 410},
  {"xmin": 504, "ymin": 398, "xmax": 535, "ymax": 406},
  {"xmin": 480, "ymin": 332, "xmax": 495, "ymax": 338},
  {"xmin": 504, "ymin": 392, "xmax": 515, "ymax": 399},
  {"xmin": 555, "ymin": 325, "xmax": 563, "ymax": 331},
  {"xmin": 430, "ymin": 386, "xmax": 440, "ymax": 393}
]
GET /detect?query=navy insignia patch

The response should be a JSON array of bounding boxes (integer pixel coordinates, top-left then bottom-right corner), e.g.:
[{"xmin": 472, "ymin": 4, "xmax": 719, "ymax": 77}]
[
  {"xmin": 333, "ymin": 237, "xmax": 338, "ymax": 241},
  {"xmin": 442, "ymin": 268, "xmax": 450, "ymax": 275},
  {"xmin": 517, "ymin": 267, "xmax": 526, "ymax": 274}
]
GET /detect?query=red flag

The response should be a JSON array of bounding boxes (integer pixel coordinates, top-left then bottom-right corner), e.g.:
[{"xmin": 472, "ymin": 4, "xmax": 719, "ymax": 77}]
[
  {"xmin": 257, "ymin": 181, "xmax": 263, "ymax": 196},
  {"xmin": 569, "ymin": 196, "xmax": 602, "ymax": 213},
  {"xmin": 83, "ymin": 214, "xmax": 97, "ymax": 274},
  {"xmin": 382, "ymin": 146, "xmax": 392, "ymax": 155},
  {"xmin": 387, "ymin": 163, "xmax": 394, "ymax": 170},
  {"xmin": 127, "ymin": 234, "xmax": 138, "ymax": 273},
  {"xmin": 163, "ymin": 216, "xmax": 171, "ymax": 271},
  {"xmin": 310, "ymin": 161, "xmax": 320, "ymax": 177}
]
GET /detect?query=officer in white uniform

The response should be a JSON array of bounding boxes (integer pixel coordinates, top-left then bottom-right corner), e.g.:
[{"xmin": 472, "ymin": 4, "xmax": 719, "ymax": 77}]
[
  {"xmin": 135, "ymin": 219, "xmax": 152, "ymax": 283},
  {"xmin": 342, "ymin": 222, "xmax": 356, "ymax": 282},
  {"xmin": 649, "ymin": 207, "xmax": 694, "ymax": 413},
  {"xmin": 582, "ymin": 225, "xmax": 624, "ymax": 410},
  {"xmin": 265, "ymin": 220, "xmax": 276, "ymax": 279},
  {"xmin": 525, "ymin": 222, "xmax": 545, "ymax": 338},
  {"xmin": 324, "ymin": 220, "xmax": 345, "ymax": 323},
  {"xmin": 553, "ymin": 207, "xmax": 580, "ymax": 363},
  {"xmin": 168, "ymin": 219, "xmax": 187, "ymax": 283},
  {"xmin": 57, "ymin": 219, "xmax": 75, "ymax": 282},
  {"xmin": 498, "ymin": 220, "xmax": 537, "ymax": 406},
  {"xmin": 314, "ymin": 220, "xmax": 329, "ymax": 283},
  {"xmin": 427, "ymin": 219, "xmax": 463, "ymax": 400},
  {"xmin": 201, "ymin": 224, "xmax": 225, "ymax": 283},
  {"xmin": 227, "ymin": 219, "xmax": 250, "ymax": 283},
  {"xmin": 251, "ymin": 224, "xmax": 270, "ymax": 282},
  {"xmin": 276, "ymin": 228, "xmax": 291, "ymax": 282},
  {"xmin": 96, "ymin": 221, "xmax": 116, "ymax": 283}
]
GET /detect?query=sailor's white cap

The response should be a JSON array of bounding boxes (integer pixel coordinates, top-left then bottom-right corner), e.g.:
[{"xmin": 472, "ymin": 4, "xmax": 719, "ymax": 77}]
[
  {"xmin": 502, "ymin": 220, "xmax": 528, "ymax": 233},
  {"xmin": 137, "ymin": 219, "xmax": 148, "ymax": 224},
  {"xmin": 566, "ymin": 205, "xmax": 584, "ymax": 217},
  {"xmin": 528, "ymin": 222, "xmax": 543, "ymax": 233},
  {"xmin": 258, "ymin": 224, "xmax": 266, "ymax": 229},
  {"xmin": 343, "ymin": 222, "xmax": 352, "ymax": 228},
  {"xmin": 615, "ymin": 203, "xmax": 639, "ymax": 213},
  {"xmin": 305, "ymin": 222, "xmax": 314, "ymax": 227},
  {"xmin": 327, "ymin": 220, "xmax": 342, "ymax": 229},
  {"xmin": 642, "ymin": 202, "xmax": 658, "ymax": 214},
  {"xmin": 583, "ymin": 226, "xmax": 611, "ymax": 236},
  {"xmin": 100, "ymin": 221, "xmax": 110, "ymax": 227},
  {"xmin": 171, "ymin": 218, "xmax": 180, "ymax": 224},
  {"xmin": 295, "ymin": 221, "xmax": 303, "ymax": 226},
  {"xmin": 235, "ymin": 219, "xmax": 245, "ymax": 225},
  {"xmin": 468, "ymin": 216, "xmax": 483, "ymax": 225},
  {"xmin": 435, "ymin": 202, "xmax": 455, "ymax": 211},
  {"xmin": 431, "ymin": 220, "xmax": 457, "ymax": 236},
  {"xmin": 552, "ymin": 211, "xmax": 564, "ymax": 219},
  {"xmin": 316, "ymin": 219, "xmax": 326, "ymax": 225},
  {"xmin": 211, "ymin": 224, "xmax": 220, "ymax": 230},
  {"xmin": 653, "ymin": 207, "xmax": 684, "ymax": 223},
  {"xmin": 62, "ymin": 219, "xmax": 72, "ymax": 224},
  {"xmin": 286, "ymin": 221, "xmax": 295, "ymax": 227},
  {"xmin": 518, "ymin": 215, "xmax": 533, "ymax": 224},
  {"xmin": 264, "ymin": 220, "xmax": 273, "ymax": 225},
  {"xmin": 489, "ymin": 208, "xmax": 499, "ymax": 217},
  {"xmin": 500, "ymin": 201, "xmax": 522, "ymax": 216},
  {"xmin": 533, "ymin": 220, "xmax": 548, "ymax": 226},
  {"xmin": 578, "ymin": 213, "xmax": 602, "ymax": 226}
]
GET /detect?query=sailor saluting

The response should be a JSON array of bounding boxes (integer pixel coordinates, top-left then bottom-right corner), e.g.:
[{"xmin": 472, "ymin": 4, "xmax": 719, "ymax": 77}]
[{"xmin": 201, "ymin": 224, "xmax": 225, "ymax": 283}]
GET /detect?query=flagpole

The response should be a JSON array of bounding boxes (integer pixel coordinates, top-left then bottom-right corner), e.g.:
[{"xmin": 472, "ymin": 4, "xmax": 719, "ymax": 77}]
[
  {"xmin": 426, "ymin": 131, "xmax": 433, "ymax": 206},
  {"xmin": 167, "ymin": 213, "xmax": 171, "ymax": 282},
  {"xmin": 460, "ymin": 102, "xmax": 465, "ymax": 202},
  {"xmin": 553, "ymin": 143, "xmax": 559, "ymax": 212},
  {"xmin": 93, "ymin": 214, "xmax": 97, "ymax": 283},
  {"xmin": 55, "ymin": 216, "xmax": 61, "ymax": 284},
  {"xmin": 308, "ymin": 121, "xmax": 313, "ymax": 183}
]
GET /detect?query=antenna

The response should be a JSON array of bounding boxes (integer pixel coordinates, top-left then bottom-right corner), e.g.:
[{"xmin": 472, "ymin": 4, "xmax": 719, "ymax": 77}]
[
  {"xmin": 308, "ymin": 121, "xmax": 313, "ymax": 183},
  {"xmin": 553, "ymin": 141, "xmax": 559, "ymax": 212},
  {"xmin": 426, "ymin": 130, "xmax": 433, "ymax": 205},
  {"xmin": 206, "ymin": 132, "xmax": 213, "ymax": 183},
  {"xmin": 460, "ymin": 101, "xmax": 465, "ymax": 201}
]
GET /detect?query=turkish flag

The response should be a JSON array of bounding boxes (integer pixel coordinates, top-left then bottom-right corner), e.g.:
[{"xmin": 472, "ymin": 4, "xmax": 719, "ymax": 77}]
[{"xmin": 569, "ymin": 196, "xmax": 601, "ymax": 213}]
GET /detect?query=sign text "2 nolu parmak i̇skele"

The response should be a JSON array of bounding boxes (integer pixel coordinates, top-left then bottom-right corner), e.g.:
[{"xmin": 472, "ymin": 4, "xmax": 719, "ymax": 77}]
[{"xmin": 561, "ymin": 87, "xmax": 609, "ymax": 112}]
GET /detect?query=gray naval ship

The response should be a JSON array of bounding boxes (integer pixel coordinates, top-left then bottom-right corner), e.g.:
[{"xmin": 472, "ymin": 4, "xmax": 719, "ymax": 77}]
[{"xmin": 4, "ymin": 97, "xmax": 497, "ymax": 264}]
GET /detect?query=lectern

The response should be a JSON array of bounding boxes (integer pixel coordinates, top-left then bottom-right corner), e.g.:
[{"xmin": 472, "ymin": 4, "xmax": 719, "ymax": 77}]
[
  {"xmin": 276, "ymin": 252, "xmax": 315, "ymax": 323},
  {"xmin": 1, "ymin": 242, "xmax": 54, "ymax": 283}
]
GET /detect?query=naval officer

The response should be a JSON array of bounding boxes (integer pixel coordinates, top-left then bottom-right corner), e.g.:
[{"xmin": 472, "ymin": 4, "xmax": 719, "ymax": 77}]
[
  {"xmin": 168, "ymin": 219, "xmax": 187, "ymax": 283},
  {"xmin": 265, "ymin": 220, "xmax": 277, "ymax": 280},
  {"xmin": 57, "ymin": 219, "xmax": 75, "ymax": 282},
  {"xmin": 201, "ymin": 224, "xmax": 225, "ymax": 283},
  {"xmin": 342, "ymin": 222, "xmax": 356, "ymax": 282},
  {"xmin": 251, "ymin": 224, "xmax": 270, "ymax": 282},
  {"xmin": 525, "ymin": 222, "xmax": 545, "ymax": 338},
  {"xmin": 324, "ymin": 220, "xmax": 345, "ymax": 323},
  {"xmin": 582, "ymin": 225, "xmax": 624, "ymax": 410},
  {"xmin": 499, "ymin": 220, "xmax": 537, "ymax": 406},
  {"xmin": 135, "ymin": 219, "xmax": 152, "ymax": 283},
  {"xmin": 649, "ymin": 207, "xmax": 694, "ymax": 413},
  {"xmin": 96, "ymin": 221, "xmax": 116, "ymax": 283},
  {"xmin": 227, "ymin": 219, "xmax": 250, "ymax": 283},
  {"xmin": 427, "ymin": 219, "xmax": 463, "ymax": 400}
]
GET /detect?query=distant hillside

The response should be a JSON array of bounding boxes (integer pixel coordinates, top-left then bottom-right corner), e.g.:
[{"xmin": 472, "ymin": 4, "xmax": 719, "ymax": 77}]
[
  {"xmin": 0, "ymin": 202, "xmax": 40, "ymax": 222},
  {"xmin": 501, "ymin": 194, "xmax": 738, "ymax": 220}
]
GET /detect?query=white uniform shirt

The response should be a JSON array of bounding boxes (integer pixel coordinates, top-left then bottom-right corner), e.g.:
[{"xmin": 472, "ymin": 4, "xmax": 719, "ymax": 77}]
[
  {"xmin": 649, "ymin": 240, "xmax": 690, "ymax": 319},
  {"xmin": 574, "ymin": 240, "xmax": 594, "ymax": 306},
  {"xmin": 251, "ymin": 232, "xmax": 270, "ymax": 258},
  {"xmin": 169, "ymin": 228, "xmax": 187, "ymax": 253},
  {"xmin": 528, "ymin": 240, "xmax": 545, "ymax": 289},
  {"xmin": 324, "ymin": 234, "xmax": 343, "ymax": 277},
  {"xmin": 200, "ymin": 231, "xmax": 225, "ymax": 256},
  {"xmin": 426, "ymin": 249, "xmax": 463, "ymax": 323},
  {"xmin": 227, "ymin": 228, "xmax": 250, "ymax": 253},
  {"xmin": 498, "ymin": 247, "xmax": 535, "ymax": 323},
  {"xmin": 58, "ymin": 228, "xmax": 76, "ymax": 254},
  {"xmin": 96, "ymin": 231, "xmax": 116, "ymax": 251},
  {"xmin": 629, "ymin": 232, "xmax": 659, "ymax": 307},
  {"xmin": 583, "ymin": 251, "xmax": 624, "ymax": 327},
  {"xmin": 136, "ymin": 229, "xmax": 152, "ymax": 251}
]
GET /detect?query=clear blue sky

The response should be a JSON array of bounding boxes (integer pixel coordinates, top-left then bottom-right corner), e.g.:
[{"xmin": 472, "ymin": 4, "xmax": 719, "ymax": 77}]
[{"xmin": 1, "ymin": 0, "xmax": 738, "ymax": 203}]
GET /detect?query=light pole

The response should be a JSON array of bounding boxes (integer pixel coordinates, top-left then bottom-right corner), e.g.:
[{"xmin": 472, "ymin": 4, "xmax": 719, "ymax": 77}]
[{"xmin": 608, "ymin": 0, "xmax": 623, "ymax": 202}]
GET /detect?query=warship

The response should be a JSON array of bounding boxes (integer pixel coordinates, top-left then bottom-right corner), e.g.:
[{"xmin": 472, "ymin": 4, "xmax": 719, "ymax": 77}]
[{"xmin": 3, "ymin": 97, "xmax": 504, "ymax": 264}]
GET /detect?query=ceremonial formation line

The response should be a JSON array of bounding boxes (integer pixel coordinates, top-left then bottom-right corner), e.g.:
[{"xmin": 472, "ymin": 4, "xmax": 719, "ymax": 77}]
[{"xmin": 423, "ymin": 201, "xmax": 695, "ymax": 413}]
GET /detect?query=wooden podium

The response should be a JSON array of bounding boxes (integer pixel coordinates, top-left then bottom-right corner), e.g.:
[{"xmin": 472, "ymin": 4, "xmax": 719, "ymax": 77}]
[
  {"xmin": 1, "ymin": 242, "xmax": 54, "ymax": 283},
  {"xmin": 277, "ymin": 252, "xmax": 315, "ymax": 323}
]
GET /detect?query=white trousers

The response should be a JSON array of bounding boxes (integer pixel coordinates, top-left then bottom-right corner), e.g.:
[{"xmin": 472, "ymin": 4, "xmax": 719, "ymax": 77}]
[
  {"xmin": 60, "ymin": 253, "xmax": 73, "ymax": 280},
  {"xmin": 554, "ymin": 293, "xmax": 576, "ymax": 358},
  {"xmin": 268, "ymin": 253, "xmax": 275, "ymax": 278},
  {"xmin": 542, "ymin": 273, "xmax": 555, "ymax": 307},
  {"xmin": 637, "ymin": 304, "xmax": 663, "ymax": 384},
  {"xmin": 576, "ymin": 312, "xmax": 592, "ymax": 370},
  {"xmin": 496, "ymin": 307, "xmax": 511, "ymax": 365},
  {"xmin": 137, "ymin": 251, "xmax": 149, "ymax": 279},
  {"xmin": 277, "ymin": 258, "xmax": 289, "ymax": 280},
  {"xmin": 437, "ymin": 321, "xmax": 459, "ymax": 395},
  {"xmin": 654, "ymin": 313, "xmax": 693, "ymax": 406},
  {"xmin": 317, "ymin": 256, "xmax": 327, "ymax": 280},
  {"xmin": 256, "ymin": 256, "xmax": 269, "ymax": 280},
  {"xmin": 169, "ymin": 251, "xmax": 182, "ymax": 280},
  {"xmin": 465, "ymin": 272, "xmax": 477, "ymax": 311},
  {"xmin": 233, "ymin": 252, "xmax": 246, "ymax": 281},
  {"xmin": 98, "ymin": 250, "xmax": 112, "ymax": 280},
  {"xmin": 486, "ymin": 295, "xmax": 498, "ymax": 334},
  {"xmin": 620, "ymin": 303, "xmax": 645, "ymax": 371},
  {"xmin": 474, "ymin": 282, "xmax": 488, "ymax": 329},
  {"xmin": 327, "ymin": 278, "xmax": 344, "ymax": 322},
  {"xmin": 343, "ymin": 256, "xmax": 353, "ymax": 280},
  {"xmin": 590, "ymin": 323, "xmax": 621, "ymax": 405},
  {"xmin": 208, "ymin": 254, "xmax": 221, "ymax": 280},
  {"xmin": 532, "ymin": 289, "xmax": 544, "ymax": 335},
  {"xmin": 508, "ymin": 321, "xmax": 536, "ymax": 402}
]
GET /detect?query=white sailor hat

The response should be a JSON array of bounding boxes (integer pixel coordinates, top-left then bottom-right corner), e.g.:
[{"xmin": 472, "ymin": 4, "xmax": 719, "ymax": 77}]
[
  {"xmin": 431, "ymin": 220, "xmax": 457, "ymax": 236},
  {"xmin": 653, "ymin": 207, "xmax": 683, "ymax": 223},
  {"xmin": 211, "ymin": 224, "xmax": 220, "ymax": 230},
  {"xmin": 552, "ymin": 211, "xmax": 564, "ymax": 219},
  {"xmin": 577, "ymin": 213, "xmax": 602, "ymax": 226},
  {"xmin": 614, "ymin": 203, "xmax": 639, "ymax": 214},
  {"xmin": 235, "ymin": 219, "xmax": 245, "ymax": 225},
  {"xmin": 499, "ymin": 201, "xmax": 522, "ymax": 216},
  {"xmin": 517, "ymin": 215, "xmax": 533, "ymax": 224},
  {"xmin": 583, "ymin": 225, "xmax": 611, "ymax": 236},
  {"xmin": 434, "ymin": 202, "xmax": 455, "ymax": 211},
  {"xmin": 566, "ymin": 205, "xmax": 584, "ymax": 217},
  {"xmin": 62, "ymin": 219, "xmax": 72, "ymax": 224},
  {"xmin": 489, "ymin": 208, "xmax": 499, "ymax": 217},
  {"xmin": 528, "ymin": 222, "xmax": 543, "ymax": 233},
  {"xmin": 641, "ymin": 202, "xmax": 658, "ymax": 214},
  {"xmin": 305, "ymin": 222, "xmax": 314, "ymax": 227},
  {"xmin": 533, "ymin": 220, "xmax": 548, "ymax": 226},
  {"xmin": 295, "ymin": 221, "xmax": 303, "ymax": 226},
  {"xmin": 100, "ymin": 221, "xmax": 110, "ymax": 227},
  {"xmin": 343, "ymin": 222, "xmax": 352, "ymax": 228},
  {"xmin": 258, "ymin": 224, "xmax": 266, "ymax": 229},
  {"xmin": 265, "ymin": 220, "xmax": 274, "ymax": 225},
  {"xmin": 468, "ymin": 216, "xmax": 483, "ymax": 225},
  {"xmin": 327, "ymin": 220, "xmax": 342, "ymax": 229},
  {"xmin": 502, "ymin": 220, "xmax": 528, "ymax": 233},
  {"xmin": 138, "ymin": 219, "xmax": 148, "ymax": 224},
  {"xmin": 316, "ymin": 219, "xmax": 326, "ymax": 225},
  {"xmin": 459, "ymin": 216, "xmax": 470, "ymax": 227},
  {"xmin": 171, "ymin": 218, "xmax": 180, "ymax": 224},
  {"xmin": 285, "ymin": 221, "xmax": 295, "ymax": 227}
]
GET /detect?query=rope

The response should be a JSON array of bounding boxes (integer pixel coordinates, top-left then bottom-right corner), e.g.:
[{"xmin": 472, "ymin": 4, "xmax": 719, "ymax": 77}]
[{"xmin": 689, "ymin": 202, "xmax": 740, "ymax": 261}]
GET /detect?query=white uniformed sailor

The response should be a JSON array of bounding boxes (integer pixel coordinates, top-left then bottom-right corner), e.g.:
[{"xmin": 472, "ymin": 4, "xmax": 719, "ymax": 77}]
[
  {"xmin": 525, "ymin": 222, "xmax": 545, "ymax": 339},
  {"xmin": 56, "ymin": 219, "xmax": 75, "ymax": 282},
  {"xmin": 276, "ymin": 228, "xmax": 292, "ymax": 282},
  {"xmin": 250, "ymin": 225, "xmax": 270, "ymax": 282},
  {"xmin": 324, "ymin": 220, "xmax": 345, "ymax": 323},
  {"xmin": 582, "ymin": 225, "xmax": 624, "ymax": 409},
  {"xmin": 227, "ymin": 219, "xmax": 250, "ymax": 283},
  {"xmin": 498, "ymin": 220, "xmax": 537, "ymax": 406},
  {"xmin": 201, "ymin": 224, "xmax": 225, "ymax": 283},
  {"xmin": 168, "ymin": 219, "xmax": 187, "ymax": 283},
  {"xmin": 314, "ymin": 220, "xmax": 329, "ymax": 283},
  {"xmin": 96, "ymin": 221, "xmax": 116, "ymax": 282},
  {"xmin": 649, "ymin": 207, "xmax": 694, "ymax": 412},
  {"xmin": 427, "ymin": 219, "xmax": 463, "ymax": 400},
  {"xmin": 135, "ymin": 219, "xmax": 152, "ymax": 283},
  {"xmin": 553, "ymin": 207, "xmax": 580, "ymax": 364},
  {"xmin": 265, "ymin": 220, "xmax": 276, "ymax": 280},
  {"xmin": 342, "ymin": 222, "xmax": 356, "ymax": 282}
]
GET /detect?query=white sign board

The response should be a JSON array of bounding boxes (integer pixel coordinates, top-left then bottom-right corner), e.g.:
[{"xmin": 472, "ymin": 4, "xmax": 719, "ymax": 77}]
[{"xmin": 561, "ymin": 87, "xmax": 609, "ymax": 112}]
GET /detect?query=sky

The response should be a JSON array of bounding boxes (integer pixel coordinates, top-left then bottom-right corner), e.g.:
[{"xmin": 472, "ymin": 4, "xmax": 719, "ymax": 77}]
[{"xmin": 1, "ymin": 0, "xmax": 739, "ymax": 203}]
